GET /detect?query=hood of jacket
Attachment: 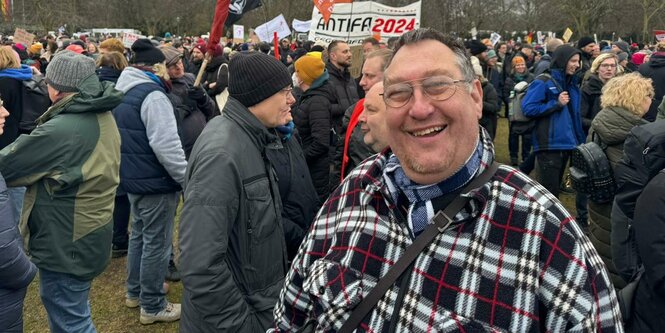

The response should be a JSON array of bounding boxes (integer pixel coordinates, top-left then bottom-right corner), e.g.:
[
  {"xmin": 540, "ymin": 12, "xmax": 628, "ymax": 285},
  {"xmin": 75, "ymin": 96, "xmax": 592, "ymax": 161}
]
[
  {"xmin": 95, "ymin": 66, "xmax": 122, "ymax": 83},
  {"xmin": 39, "ymin": 74, "xmax": 123, "ymax": 124},
  {"xmin": 646, "ymin": 52, "xmax": 665, "ymax": 68},
  {"xmin": 0, "ymin": 64, "xmax": 33, "ymax": 80},
  {"xmin": 114, "ymin": 67, "xmax": 164, "ymax": 93},
  {"xmin": 551, "ymin": 45, "xmax": 582, "ymax": 71}
]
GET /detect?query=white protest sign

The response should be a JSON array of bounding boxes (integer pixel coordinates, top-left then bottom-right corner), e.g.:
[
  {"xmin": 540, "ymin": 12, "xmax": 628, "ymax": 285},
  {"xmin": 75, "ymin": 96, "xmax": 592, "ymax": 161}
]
[
  {"xmin": 233, "ymin": 25, "xmax": 244, "ymax": 42},
  {"xmin": 292, "ymin": 19, "xmax": 312, "ymax": 32},
  {"xmin": 308, "ymin": 1, "xmax": 421, "ymax": 45},
  {"xmin": 13, "ymin": 28, "xmax": 35, "ymax": 46},
  {"xmin": 490, "ymin": 32, "xmax": 501, "ymax": 46},
  {"xmin": 537, "ymin": 31, "xmax": 544, "ymax": 45},
  {"xmin": 122, "ymin": 32, "xmax": 143, "ymax": 48},
  {"xmin": 255, "ymin": 14, "xmax": 292, "ymax": 42},
  {"xmin": 656, "ymin": 30, "xmax": 665, "ymax": 41}
]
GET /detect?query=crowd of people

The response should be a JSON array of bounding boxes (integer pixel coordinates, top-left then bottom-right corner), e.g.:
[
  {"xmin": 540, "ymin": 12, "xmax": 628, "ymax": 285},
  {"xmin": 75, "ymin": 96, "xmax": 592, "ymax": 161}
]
[{"xmin": 0, "ymin": 25, "xmax": 664, "ymax": 332}]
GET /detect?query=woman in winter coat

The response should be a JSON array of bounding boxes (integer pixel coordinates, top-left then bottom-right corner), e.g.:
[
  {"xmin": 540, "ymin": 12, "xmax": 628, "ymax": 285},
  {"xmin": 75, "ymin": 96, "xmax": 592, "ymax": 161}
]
[
  {"xmin": 581, "ymin": 53, "xmax": 620, "ymax": 134},
  {"xmin": 95, "ymin": 51, "xmax": 128, "ymax": 84},
  {"xmin": 504, "ymin": 56, "xmax": 535, "ymax": 166},
  {"xmin": 472, "ymin": 57, "xmax": 500, "ymax": 140},
  {"xmin": 292, "ymin": 55, "xmax": 337, "ymax": 204},
  {"xmin": 0, "ymin": 98, "xmax": 37, "ymax": 332},
  {"xmin": 587, "ymin": 73, "xmax": 653, "ymax": 289}
]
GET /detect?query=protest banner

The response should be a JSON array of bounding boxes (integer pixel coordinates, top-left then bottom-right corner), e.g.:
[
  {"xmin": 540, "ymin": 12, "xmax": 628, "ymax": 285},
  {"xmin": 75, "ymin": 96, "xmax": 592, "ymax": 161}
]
[
  {"xmin": 562, "ymin": 27, "xmax": 573, "ymax": 43},
  {"xmin": 13, "ymin": 28, "xmax": 35, "ymax": 46},
  {"xmin": 233, "ymin": 24, "xmax": 244, "ymax": 43},
  {"xmin": 308, "ymin": 0, "xmax": 421, "ymax": 45},
  {"xmin": 255, "ymin": 14, "xmax": 291, "ymax": 42}
]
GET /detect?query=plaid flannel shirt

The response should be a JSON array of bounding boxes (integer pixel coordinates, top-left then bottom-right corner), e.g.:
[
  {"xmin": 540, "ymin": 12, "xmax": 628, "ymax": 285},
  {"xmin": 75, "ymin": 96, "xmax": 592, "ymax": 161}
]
[{"xmin": 272, "ymin": 132, "xmax": 623, "ymax": 332}]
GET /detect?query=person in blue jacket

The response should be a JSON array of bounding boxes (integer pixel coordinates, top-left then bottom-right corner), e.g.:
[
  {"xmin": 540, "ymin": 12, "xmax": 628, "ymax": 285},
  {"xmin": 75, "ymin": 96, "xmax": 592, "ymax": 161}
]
[
  {"xmin": 522, "ymin": 45, "xmax": 585, "ymax": 198},
  {"xmin": 0, "ymin": 96, "xmax": 37, "ymax": 332}
]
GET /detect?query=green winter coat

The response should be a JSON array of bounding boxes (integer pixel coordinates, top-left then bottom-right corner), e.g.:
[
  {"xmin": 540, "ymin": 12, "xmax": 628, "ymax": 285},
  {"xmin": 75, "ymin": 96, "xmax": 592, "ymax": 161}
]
[{"xmin": 0, "ymin": 74, "xmax": 123, "ymax": 280}]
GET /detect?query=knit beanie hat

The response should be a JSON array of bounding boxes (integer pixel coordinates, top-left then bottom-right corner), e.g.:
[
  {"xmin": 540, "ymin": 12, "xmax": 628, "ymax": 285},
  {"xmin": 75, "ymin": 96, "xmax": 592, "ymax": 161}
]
[
  {"xmin": 617, "ymin": 52, "xmax": 628, "ymax": 63},
  {"xmin": 466, "ymin": 39, "xmax": 487, "ymax": 56},
  {"xmin": 613, "ymin": 41, "xmax": 629, "ymax": 53},
  {"xmin": 632, "ymin": 52, "xmax": 647, "ymax": 66},
  {"xmin": 45, "ymin": 50, "xmax": 96, "ymax": 92},
  {"xmin": 228, "ymin": 52, "xmax": 292, "ymax": 107},
  {"xmin": 131, "ymin": 38, "xmax": 165, "ymax": 65},
  {"xmin": 295, "ymin": 55, "xmax": 325, "ymax": 85},
  {"xmin": 512, "ymin": 55, "xmax": 526, "ymax": 67},
  {"xmin": 193, "ymin": 43, "xmax": 207, "ymax": 55},
  {"xmin": 577, "ymin": 37, "xmax": 595, "ymax": 49},
  {"xmin": 487, "ymin": 50, "xmax": 497, "ymax": 59},
  {"xmin": 29, "ymin": 43, "xmax": 42, "ymax": 55},
  {"xmin": 160, "ymin": 46, "xmax": 182, "ymax": 66}
]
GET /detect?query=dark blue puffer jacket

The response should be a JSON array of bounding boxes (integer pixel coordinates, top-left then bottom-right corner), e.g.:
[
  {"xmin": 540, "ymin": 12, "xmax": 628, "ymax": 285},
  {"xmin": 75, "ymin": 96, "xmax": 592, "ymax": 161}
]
[
  {"xmin": 0, "ymin": 173, "xmax": 37, "ymax": 332},
  {"xmin": 522, "ymin": 45, "xmax": 585, "ymax": 152}
]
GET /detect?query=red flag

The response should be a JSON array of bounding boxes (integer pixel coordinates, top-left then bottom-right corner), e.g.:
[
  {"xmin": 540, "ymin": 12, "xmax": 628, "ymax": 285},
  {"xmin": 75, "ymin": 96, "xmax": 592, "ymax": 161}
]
[
  {"xmin": 313, "ymin": 0, "xmax": 335, "ymax": 24},
  {"xmin": 207, "ymin": 0, "xmax": 231, "ymax": 56},
  {"xmin": 526, "ymin": 31, "xmax": 534, "ymax": 45},
  {"xmin": 273, "ymin": 32, "xmax": 280, "ymax": 61}
]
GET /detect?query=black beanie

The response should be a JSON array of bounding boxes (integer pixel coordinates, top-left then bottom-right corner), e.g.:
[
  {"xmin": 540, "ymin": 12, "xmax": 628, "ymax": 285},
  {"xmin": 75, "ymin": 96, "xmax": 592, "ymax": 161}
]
[
  {"xmin": 228, "ymin": 53, "xmax": 292, "ymax": 107},
  {"xmin": 465, "ymin": 39, "xmax": 488, "ymax": 56},
  {"xmin": 577, "ymin": 37, "xmax": 595, "ymax": 49},
  {"xmin": 131, "ymin": 38, "xmax": 165, "ymax": 65}
]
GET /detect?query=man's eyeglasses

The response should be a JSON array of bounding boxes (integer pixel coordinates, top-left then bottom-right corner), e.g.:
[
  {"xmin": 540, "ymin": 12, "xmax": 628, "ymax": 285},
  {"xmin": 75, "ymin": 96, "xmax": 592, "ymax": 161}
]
[{"xmin": 381, "ymin": 75, "xmax": 471, "ymax": 108}]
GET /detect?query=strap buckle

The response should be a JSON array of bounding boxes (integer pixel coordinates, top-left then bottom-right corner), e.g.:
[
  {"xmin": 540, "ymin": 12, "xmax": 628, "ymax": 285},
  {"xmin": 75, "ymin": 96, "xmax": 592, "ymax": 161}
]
[{"xmin": 432, "ymin": 211, "xmax": 454, "ymax": 232}]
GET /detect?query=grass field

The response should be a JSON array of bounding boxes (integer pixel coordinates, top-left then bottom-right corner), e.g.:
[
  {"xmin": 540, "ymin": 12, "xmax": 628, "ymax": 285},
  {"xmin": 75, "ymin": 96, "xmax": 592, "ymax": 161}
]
[{"xmin": 22, "ymin": 117, "xmax": 576, "ymax": 332}]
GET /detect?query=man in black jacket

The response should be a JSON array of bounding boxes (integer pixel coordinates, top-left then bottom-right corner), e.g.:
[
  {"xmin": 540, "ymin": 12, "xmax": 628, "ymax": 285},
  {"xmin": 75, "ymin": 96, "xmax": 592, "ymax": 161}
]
[
  {"xmin": 179, "ymin": 53, "xmax": 293, "ymax": 332},
  {"xmin": 325, "ymin": 40, "xmax": 359, "ymax": 136},
  {"xmin": 638, "ymin": 41, "xmax": 665, "ymax": 121}
]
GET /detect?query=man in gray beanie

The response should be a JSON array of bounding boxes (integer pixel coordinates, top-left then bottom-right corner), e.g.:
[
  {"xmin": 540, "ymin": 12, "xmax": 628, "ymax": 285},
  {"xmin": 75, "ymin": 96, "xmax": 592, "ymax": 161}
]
[
  {"xmin": 179, "ymin": 52, "xmax": 295, "ymax": 332},
  {"xmin": 0, "ymin": 50, "xmax": 123, "ymax": 332}
]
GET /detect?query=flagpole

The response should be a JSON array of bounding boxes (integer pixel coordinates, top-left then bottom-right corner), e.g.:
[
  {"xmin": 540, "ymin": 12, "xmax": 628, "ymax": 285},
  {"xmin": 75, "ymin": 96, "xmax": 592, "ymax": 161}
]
[{"xmin": 195, "ymin": 0, "xmax": 230, "ymax": 87}]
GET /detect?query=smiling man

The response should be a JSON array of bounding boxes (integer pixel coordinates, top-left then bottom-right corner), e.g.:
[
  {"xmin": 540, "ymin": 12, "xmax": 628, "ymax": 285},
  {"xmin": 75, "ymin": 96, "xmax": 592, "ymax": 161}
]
[
  {"xmin": 179, "ymin": 52, "xmax": 293, "ymax": 332},
  {"xmin": 272, "ymin": 28, "xmax": 623, "ymax": 332}
]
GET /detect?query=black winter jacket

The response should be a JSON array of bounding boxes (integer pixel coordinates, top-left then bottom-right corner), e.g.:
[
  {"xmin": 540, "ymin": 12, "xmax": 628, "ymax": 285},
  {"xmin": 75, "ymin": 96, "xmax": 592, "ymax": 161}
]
[
  {"xmin": 630, "ymin": 170, "xmax": 665, "ymax": 332},
  {"xmin": 638, "ymin": 53, "xmax": 665, "ymax": 121},
  {"xmin": 293, "ymin": 75, "xmax": 337, "ymax": 203},
  {"xmin": 0, "ymin": 173, "xmax": 37, "ymax": 332},
  {"xmin": 580, "ymin": 74, "xmax": 605, "ymax": 134},
  {"xmin": 265, "ymin": 131, "xmax": 319, "ymax": 260},
  {"xmin": 203, "ymin": 55, "xmax": 228, "ymax": 96},
  {"xmin": 325, "ymin": 61, "xmax": 359, "ymax": 135},
  {"xmin": 0, "ymin": 78, "xmax": 23, "ymax": 150},
  {"xmin": 330, "ymin": 101, "xmax": 374, "ymax": 191}
]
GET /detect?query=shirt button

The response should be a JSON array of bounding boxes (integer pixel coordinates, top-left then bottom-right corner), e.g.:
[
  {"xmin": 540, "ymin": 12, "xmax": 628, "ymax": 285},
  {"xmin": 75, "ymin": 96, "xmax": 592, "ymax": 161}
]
[{"xmin": 319, "ymin": 287, "xmax": 325, "ymax": 295}]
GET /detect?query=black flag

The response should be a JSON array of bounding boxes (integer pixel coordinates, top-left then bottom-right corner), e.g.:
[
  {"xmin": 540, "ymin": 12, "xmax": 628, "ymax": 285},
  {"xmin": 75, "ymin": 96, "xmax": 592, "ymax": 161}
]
[{"xmin": 225, "ymin": 0, "xmax": 262, "ymax": 27}]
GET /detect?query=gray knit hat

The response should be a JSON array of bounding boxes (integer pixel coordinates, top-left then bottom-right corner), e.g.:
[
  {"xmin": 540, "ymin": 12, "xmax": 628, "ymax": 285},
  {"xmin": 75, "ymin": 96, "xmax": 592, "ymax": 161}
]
[
  {"xmin": 45, "ymin": 50, "xmax": 96, "ymax": 92},
  {"xmin": 228, "ymin": 52, "xmax": 291, "ymax": 107}
]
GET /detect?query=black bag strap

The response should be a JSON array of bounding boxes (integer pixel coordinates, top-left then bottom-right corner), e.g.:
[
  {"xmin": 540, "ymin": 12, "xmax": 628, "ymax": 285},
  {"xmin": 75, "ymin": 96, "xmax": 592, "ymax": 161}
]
[{"xmin": 338, "ymin": 162, "xmax": 500, "ymax": 333}]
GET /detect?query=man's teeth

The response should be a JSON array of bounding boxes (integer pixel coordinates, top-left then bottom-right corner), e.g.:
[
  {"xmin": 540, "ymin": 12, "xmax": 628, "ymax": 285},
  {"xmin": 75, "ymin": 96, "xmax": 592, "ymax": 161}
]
[{"xmin": 411, "ymin": 127, "xmax": 443, "ymax": 137}]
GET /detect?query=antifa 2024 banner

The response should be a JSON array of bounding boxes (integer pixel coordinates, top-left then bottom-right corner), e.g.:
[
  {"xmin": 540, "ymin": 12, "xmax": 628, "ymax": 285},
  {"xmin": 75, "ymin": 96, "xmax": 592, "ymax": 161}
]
[{"xmin": 225, "ymin": 0, "xmax": 262, "ymax": 27}]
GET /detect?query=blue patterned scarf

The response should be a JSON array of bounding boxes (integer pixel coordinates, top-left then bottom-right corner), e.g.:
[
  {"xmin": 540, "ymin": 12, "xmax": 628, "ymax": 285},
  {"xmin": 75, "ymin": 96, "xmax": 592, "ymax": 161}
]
[{"xmin": 384, "ymin": 138, "xmax": 483, "ymax": 236}]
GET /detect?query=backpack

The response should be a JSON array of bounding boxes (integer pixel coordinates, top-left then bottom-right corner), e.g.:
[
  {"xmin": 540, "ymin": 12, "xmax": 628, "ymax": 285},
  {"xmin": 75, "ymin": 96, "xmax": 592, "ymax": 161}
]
[
  {"xmin": 19, "ymin": 75, "xmax": 51, "ymax": 133},
  {"xmin": 509, "ymin": 74, "xmax": 561, "ymax": 134},
  {"xmin": 569, "ymin": 133, "xmax": 615, "ymax": 203},
  {"xmin": 611, "ymin": 121, "xmax": 665, "ymax": 321}
]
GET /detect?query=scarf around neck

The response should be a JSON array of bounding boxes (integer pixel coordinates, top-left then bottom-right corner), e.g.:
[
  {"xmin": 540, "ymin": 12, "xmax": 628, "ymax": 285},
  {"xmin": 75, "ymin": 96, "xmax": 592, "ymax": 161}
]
[{"xmin": 384, "ymin": 137, "xmax": 483, "ymax": 236}]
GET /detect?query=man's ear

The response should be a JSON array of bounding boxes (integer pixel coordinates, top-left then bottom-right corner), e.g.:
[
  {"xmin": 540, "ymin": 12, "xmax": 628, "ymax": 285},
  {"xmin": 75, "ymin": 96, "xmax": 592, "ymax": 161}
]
[{"xmin": 469, "ymin": 79, "xmax": 483, "ymax": 120}]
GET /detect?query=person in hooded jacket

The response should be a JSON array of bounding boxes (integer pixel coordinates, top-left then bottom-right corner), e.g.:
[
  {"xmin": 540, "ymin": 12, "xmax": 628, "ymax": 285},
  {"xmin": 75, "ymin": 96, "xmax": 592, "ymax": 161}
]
[
  {"xmin": 638, "ymin": 41, "xmax": 665, "ymax": 121},
  {"xmin": 201, "ymin": 45, "xmax": 228, "ymax": 97},
  {"xmin": 581, "ymin": 53, "xmax": 620, "ymax": 133},
  {"xmin": 522, "ymin": 45, "xmax": 585, "ymax": 198},
  {"xmin": 96, "ymin": 51, "xmax": 128, "ymax": 84},
  {"xmin": 293, "ymin": 55, "xmax": 337, "ymax": 203},
  {"xmin": 0, "ymin": 100, "xmax": 37, "ymax": 333}
]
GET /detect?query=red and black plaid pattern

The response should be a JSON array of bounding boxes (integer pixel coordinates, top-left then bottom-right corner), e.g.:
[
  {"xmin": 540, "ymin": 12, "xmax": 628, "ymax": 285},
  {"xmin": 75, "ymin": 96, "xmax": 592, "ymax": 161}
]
[{"xmin": 272, "ymin": 133, "xmax": 623, "ymax": 332}]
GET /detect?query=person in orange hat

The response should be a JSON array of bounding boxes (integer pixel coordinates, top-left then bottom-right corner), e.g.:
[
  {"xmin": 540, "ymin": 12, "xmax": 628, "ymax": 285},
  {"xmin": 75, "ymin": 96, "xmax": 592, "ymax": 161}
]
[{"xmin": 292, "ymin": 55, "xmax": 336, "ymax": 202}]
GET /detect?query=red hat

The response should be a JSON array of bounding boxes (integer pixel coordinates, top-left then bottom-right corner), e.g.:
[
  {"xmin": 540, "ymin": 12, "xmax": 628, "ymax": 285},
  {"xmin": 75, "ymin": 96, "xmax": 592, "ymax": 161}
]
[
  {"xmin": 193, "ymin": 43, "xmax": 207, "ymax": 55},
  {"xmin": 66, "ymin": 44, "xmax": 85, "ymax": 54}
]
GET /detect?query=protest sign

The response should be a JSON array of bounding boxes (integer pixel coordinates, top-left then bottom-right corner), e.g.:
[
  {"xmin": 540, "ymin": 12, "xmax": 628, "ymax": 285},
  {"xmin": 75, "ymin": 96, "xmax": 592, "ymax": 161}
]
[
  {"xmin": 537, "ymin": 31, "xmax": 544, "ymax": 45},
  {"xmin": 13, "ymin": 28, "xmax": 35, "ymax": 46},
  {"xmin": 292, "ymin": 18, "xmax": 312, "ymax": 32},
  {"xmin": 122, "ymin": 32, "xmax": 144, "ymax": 48},
  {"xmin": 562, "ymin": 27, "xmax": 573, "ymax": 43},
  {"xmin": 255, "ymin": 14, "xmax": 291, "ymax": 42},
  {"xmin": 655, "ymin": 30, "xmax": 665, "ymax": 41},
  {"xmin": 490, "ymin": 32, "xmax": 501, "ymax": 46},
  {"xmin": 233, "ymin": 24, "xmax": 244, "ymax": 43},
  {"xmin": 308, "ymin": 0, "xmax": 421, "ymax": 45}
]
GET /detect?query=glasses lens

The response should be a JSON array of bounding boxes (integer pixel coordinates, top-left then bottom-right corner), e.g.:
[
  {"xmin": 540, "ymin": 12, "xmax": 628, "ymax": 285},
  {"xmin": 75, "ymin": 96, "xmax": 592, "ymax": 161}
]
[
  {"xmin": 422, "ymin": 76, "xmax": 456, "ymax": 101},
  {"xmin": 384, "ymin": 84, "xmax": 412, "ymax": 107}
]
